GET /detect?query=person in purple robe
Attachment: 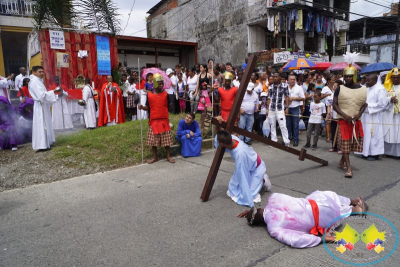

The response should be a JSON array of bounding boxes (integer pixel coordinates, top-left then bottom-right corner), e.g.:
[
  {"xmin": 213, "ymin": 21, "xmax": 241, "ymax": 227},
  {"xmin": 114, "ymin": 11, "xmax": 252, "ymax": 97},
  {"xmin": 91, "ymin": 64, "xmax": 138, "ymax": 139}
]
[
  {"xmin": 17, "ymin": 97, "xmax": 34, "ymax": 144},
  {"xmin": 0, "ymin": 96, "xmax": 19, "ymax": 150}
]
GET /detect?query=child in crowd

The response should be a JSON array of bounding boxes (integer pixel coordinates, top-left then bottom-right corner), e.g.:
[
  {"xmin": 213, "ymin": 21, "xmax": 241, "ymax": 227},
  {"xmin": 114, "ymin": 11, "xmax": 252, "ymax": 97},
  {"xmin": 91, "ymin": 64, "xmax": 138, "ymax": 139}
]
[
  {"xmin": 197, "ymin": 82, "xmax": 211, "ymax": 113},
  {"xmin": 144, "ymin": 73, "xmax": 154, "ymax": 93},
  {"xmin": 303, "ymin": 92, "xmax": 326, "ymax": 150},
  {"xmin": 258, "ymin": 92, "xmax": 268, "ymax": 136},
  {"xmin": 126, "ymin": 77, "xmax": 138, "ymax": 121},
  {"xmin": 176, "ymin": 73, "xmax": 186, "ymax": 114}
]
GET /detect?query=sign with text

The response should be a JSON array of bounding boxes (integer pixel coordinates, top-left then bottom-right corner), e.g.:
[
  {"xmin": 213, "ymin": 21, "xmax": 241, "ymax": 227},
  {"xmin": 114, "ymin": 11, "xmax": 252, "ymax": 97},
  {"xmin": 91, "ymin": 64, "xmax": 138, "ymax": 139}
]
[
  {"xmin": 274, "ymin": 51, "xmax": 329, "ymax": 65},
  {"xmin": 49, "ymin": 30, "xmax": 65, "ymax": 50},
  {"xmin": 56, "ymin": 52, "xmax": 69, "ymax": 68},
  {"xmin": 274, "ymin": 51, "xmax": 296, "ymax": 64},
  {"xmin": 96, "ymin": 35, "xmax": 111, "ymax": 75}
]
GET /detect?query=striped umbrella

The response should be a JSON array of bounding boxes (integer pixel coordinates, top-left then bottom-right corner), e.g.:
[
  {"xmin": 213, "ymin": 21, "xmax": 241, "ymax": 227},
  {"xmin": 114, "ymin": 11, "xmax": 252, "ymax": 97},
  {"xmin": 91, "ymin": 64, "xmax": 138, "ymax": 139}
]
[{"xmin": 283, "ymin": 58, "xmax": 316, "ymax": 70}]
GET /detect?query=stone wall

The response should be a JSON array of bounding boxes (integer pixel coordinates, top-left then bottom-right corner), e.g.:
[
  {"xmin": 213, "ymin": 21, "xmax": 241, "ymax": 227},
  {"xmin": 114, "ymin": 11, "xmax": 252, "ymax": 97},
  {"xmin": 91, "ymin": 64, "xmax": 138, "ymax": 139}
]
[{"xmin": 147, "ymin": 0, "xmax": 269, "ymax": 67}]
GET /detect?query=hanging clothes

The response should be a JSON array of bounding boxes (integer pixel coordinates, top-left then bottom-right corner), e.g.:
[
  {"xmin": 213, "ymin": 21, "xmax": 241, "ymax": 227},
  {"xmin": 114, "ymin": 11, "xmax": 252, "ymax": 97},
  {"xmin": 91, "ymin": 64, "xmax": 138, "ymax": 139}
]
[
  {"xmin": 295, "ymin": 10, "xmax": 303, "ymax": 30},
  {"xmin": 274, "ymin": 13, "xmax": 280, "ymax": 37},
  {"xmin": 305, "ymin": 12, "xmax": 313, "ymax": 31}
]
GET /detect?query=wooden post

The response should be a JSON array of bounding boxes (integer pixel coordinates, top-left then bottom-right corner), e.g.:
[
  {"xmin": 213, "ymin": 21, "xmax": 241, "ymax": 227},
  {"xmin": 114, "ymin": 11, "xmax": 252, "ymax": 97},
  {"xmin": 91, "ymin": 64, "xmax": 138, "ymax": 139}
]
[{"xmin": 200, "ymin": 54, "xmax": 258, "ymax": 201}]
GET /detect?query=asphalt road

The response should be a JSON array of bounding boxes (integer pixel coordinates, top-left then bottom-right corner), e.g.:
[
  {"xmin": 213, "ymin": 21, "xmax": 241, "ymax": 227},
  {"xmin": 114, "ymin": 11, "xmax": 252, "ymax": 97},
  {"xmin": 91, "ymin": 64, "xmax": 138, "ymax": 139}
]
[{"xmin": 1, "ymin": 136, "xmax": 399, "ymax": 267}]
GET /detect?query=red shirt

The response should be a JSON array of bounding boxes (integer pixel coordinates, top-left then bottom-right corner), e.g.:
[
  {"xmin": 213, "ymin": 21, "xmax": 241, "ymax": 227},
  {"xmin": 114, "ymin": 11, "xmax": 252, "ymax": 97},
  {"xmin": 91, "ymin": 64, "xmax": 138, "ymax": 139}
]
[
  {"xmin": 218, "ymin": 87, "xmax": 237, "ymax": 111},
  {"xmin": 17, "ymin": 85, "xmax": 31, "ymax": 98},
  {"xmin": 147, "ymin": 91, "xmax": 170, "ymax": 134}
]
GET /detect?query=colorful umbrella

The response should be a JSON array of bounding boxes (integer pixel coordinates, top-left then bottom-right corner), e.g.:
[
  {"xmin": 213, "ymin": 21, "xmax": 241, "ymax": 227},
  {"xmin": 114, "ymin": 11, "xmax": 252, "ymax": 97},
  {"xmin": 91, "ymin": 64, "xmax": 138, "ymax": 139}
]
[
  {"xmin": 327, "ymin": 62, "xmax": 361, "ymax": 71},
  {"xmin": 311, "ymin": 62, "xmax": 333, "ymax": 71},
  {"xmin": 359, "ymin": 62, "xmax": 396, "ymax": 75},
  {"xmin": 141, "ymin": 67, "xmax": 172, "ymax": 89},
  {"xmin": 283, "ymin": 58, "xmax": 316, "ymax": 70}
]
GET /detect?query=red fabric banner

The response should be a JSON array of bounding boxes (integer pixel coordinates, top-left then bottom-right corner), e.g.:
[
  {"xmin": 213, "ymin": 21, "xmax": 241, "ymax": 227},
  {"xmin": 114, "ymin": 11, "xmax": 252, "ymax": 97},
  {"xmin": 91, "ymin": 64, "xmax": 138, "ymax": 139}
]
[{"xmin": 38, "ymin": 30, "xmax": 118, "ymax": 96}]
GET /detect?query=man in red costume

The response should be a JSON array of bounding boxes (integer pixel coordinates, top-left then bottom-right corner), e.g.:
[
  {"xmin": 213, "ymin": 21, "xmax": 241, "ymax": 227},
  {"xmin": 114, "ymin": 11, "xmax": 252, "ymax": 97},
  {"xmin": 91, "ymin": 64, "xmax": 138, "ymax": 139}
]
[
  {"xmin": 98, "ymin": 75, "xmax": 125, "ymax": 127},
  {"xmin": 139, "ymin": 73, "xmax": 175, "ymax": 164},
  {"xmin": 216, "ymin": 72, "xmax": 238, "ymax": 122}
]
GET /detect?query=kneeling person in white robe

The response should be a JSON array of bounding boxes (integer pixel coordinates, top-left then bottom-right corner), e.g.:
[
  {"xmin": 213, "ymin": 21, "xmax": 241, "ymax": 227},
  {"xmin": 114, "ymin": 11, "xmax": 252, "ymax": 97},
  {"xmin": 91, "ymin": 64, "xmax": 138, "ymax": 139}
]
[
  {"xmin": 216, "ymin": 129, "xmax": 271, "ymax": 207},
  {"xmin": 29, "ymin": 66, "xmax": 61, "ymax": 150},
  {"xmin": 51, "ymin": 76, "xmax": 73, "ymax": 130}
]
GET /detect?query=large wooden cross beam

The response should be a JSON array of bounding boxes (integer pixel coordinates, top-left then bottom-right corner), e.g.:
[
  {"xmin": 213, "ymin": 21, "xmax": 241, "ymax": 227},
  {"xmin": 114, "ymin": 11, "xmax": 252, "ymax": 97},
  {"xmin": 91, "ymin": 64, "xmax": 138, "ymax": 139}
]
[{"xmin": 200, "ymin": 55, "xmax": 328, "ymax": 202}]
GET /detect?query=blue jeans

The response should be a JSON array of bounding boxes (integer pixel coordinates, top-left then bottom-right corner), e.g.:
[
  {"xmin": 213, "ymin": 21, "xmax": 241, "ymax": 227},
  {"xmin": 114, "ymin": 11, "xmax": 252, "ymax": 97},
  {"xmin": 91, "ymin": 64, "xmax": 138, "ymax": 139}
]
[
  {"xmin": 286, "ymin": 106, "xmax": 300, "ymax": 142},
  {"xmin": 239, "ymin": 113, "xmax": 255, "ymax": 143}
]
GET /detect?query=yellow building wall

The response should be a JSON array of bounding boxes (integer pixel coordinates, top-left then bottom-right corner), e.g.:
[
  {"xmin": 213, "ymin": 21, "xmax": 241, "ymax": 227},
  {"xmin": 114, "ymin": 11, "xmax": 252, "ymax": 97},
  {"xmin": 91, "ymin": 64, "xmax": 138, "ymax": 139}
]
[{"xmin": 30, "ymin": 53, "xmax": 43, "ymax": 71}]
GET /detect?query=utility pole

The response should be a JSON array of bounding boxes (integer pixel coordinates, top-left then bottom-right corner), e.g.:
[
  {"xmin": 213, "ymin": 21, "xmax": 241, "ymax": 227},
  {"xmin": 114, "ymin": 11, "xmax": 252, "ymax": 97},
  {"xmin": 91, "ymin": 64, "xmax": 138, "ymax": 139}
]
[{"xmin": 394, "ymin": 1, "xmax": 400, "ymax": 65}]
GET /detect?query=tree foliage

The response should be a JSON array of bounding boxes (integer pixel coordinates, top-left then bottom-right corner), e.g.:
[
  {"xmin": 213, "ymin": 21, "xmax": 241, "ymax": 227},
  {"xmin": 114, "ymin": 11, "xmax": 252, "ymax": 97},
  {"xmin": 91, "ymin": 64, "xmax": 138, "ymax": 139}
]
[
  {"xmin": 33, "ymin": 0, "xmax": 121, "ymax": 35},
  {"xmin": 33, "ymin": 0, "xmax": 74, "ymax": 29},
  {"xmin": 77, "ymin": 0, "xmax": 121, "ymax": 35}
]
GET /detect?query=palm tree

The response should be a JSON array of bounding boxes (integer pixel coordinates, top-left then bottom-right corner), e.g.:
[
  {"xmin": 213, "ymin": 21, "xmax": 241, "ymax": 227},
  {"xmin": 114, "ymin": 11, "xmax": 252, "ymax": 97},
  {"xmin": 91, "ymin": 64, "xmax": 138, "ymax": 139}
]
[
  {"xmin": 33, "ymin": 0, "xmax": 74, "ymax": 29},
  {"xmin": 33, "ymin": 0, "xmax": 120, "ymax": 35},
  {"xmin": 77, "ymin": 0, "xmax": 121, "ymax": 35}
]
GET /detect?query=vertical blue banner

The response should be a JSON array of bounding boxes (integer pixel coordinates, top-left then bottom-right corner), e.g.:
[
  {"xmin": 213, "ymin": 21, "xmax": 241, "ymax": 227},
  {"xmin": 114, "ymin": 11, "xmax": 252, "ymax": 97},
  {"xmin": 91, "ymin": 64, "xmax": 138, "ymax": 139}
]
[{"xmin": 96, "ymin": 35, "xmax": 111, "ymax": 75}]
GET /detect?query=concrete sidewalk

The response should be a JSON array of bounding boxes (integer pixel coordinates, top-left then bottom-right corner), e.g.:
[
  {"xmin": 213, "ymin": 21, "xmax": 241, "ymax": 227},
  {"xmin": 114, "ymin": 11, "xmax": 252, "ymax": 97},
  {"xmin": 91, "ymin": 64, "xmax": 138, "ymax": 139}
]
[{"xmin": 0, "ymin": 139, "xmax": 399, "ymax": 266}]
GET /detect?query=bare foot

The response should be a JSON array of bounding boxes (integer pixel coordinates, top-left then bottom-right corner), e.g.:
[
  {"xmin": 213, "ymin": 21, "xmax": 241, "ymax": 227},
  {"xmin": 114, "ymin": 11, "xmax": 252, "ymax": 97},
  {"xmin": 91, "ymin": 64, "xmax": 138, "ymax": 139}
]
[
  {"xmin": 166, "ymin": 158, "xmax": 175, "ymax": 163},
  {"xmin": 350, "ymin": 197, "xmax": 361, "ymax": 206},
  {"xmin": 338, "ymin": 164, "xmax": 347, "ymax": 171},
  {"xmin": 147, "ymin": 158, "xmax": 158, "ymax": 164}
]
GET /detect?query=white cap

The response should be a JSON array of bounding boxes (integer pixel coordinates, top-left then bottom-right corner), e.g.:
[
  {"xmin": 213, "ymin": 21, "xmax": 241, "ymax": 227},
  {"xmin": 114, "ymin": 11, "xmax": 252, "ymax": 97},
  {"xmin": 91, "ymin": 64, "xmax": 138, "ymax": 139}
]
[
  {"xmin": 261, "ymin": 92, "xmax": 268, "ymax": 97},
  {"xmin": 247, "ymin": 82, "xmax": 255, "ymax": 91},
  {"xmin": 166, "ymin": 68, "xmax": 174, "ymax": 75}
]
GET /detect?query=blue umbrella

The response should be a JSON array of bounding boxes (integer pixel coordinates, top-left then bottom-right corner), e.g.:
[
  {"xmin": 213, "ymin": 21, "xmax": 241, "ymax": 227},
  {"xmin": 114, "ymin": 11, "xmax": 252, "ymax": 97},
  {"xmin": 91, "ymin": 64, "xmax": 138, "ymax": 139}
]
[{"xmin": 360, "ymin": 62, "xmax": 396, "ymax": 74}]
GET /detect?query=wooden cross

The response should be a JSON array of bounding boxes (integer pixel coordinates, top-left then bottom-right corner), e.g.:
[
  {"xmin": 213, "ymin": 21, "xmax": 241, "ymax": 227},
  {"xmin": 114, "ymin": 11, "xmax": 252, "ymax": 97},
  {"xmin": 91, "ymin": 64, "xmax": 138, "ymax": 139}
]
[{"xmin": 200, "ymin": 55, "xmax": 328, "ymax": 202}]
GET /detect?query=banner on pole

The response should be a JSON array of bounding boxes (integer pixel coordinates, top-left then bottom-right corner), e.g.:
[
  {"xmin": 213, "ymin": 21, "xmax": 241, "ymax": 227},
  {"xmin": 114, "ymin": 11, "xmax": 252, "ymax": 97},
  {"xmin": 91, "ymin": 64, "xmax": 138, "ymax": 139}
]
[
  {"xmin": 96, "ymin": 35, "xmax": 111, "ymax": 75},
  {"xmin": 49, "ymin": 30, "xmax": 65, "ymax": 50}
]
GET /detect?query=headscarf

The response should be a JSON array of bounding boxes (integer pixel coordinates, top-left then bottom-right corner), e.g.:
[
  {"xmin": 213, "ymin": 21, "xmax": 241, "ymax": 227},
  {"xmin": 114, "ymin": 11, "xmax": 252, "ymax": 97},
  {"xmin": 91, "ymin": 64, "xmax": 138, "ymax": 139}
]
[
  {"xmin": 343, "ymin": 52, "xmax": 359, "ymax": 83},
  {"xmin": 153, "ymin": 73, "xmax": 164, "ymax": 88},
  {"xmin": 18, "ymin": 98, "xmax": 34, "ymax": 120},
  {"xmin": 383, "ymin": 68, "xmax": 400, "ymax": 91}
]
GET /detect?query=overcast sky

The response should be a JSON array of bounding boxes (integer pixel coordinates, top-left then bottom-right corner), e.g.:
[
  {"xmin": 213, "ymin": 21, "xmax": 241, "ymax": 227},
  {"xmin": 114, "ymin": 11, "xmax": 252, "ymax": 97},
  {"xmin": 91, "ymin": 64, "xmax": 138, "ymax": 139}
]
[{"xmin": 114, "ymin": 0, "xmax": 393, "ymax": 37}]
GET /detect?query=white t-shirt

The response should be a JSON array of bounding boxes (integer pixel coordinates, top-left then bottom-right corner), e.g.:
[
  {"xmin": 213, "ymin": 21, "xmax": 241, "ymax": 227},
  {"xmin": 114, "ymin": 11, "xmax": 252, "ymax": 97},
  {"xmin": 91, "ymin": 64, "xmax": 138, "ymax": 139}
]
[
  {"xmin": 321, "ymin": 86, "xmax": 333, "ymax": 103},
  {"xmin": 166, "ymin": 75, "xmax": 178, "ymax": 95},
  {"xmin": 288, "ymin": 84, "xmax": 305, "ymax": 108},
  {"xmin": 127, "ymin": 83, "xmax": 137, "ymax": 94},
  {"xmin": 233, "ymin": 79, "xmax": 240, "ymax": 88},
  {"xmin": 240, "ymin": 92, "xmax": 258, "ymax": 114},
  {"xmin": 254, "ymin": 83, "xmax": 263, "ymax": 96},
  {"xmin": 187, "ymin": 75, "xmax": 197, "ymax": 92},
  {"xmin": 15, "ymin": 73, "xmax": 29, "ymax": 90},
  {"xmin": 259, "ymin": 96, "xmax": 268, "ymax": 115},
  {"xmin": 121, "ymin": 80, "xmax": 130, "ymax": 97},
  {"xmin": 309, "ymin": 102, "xmax": 326, "ymax": 124}
]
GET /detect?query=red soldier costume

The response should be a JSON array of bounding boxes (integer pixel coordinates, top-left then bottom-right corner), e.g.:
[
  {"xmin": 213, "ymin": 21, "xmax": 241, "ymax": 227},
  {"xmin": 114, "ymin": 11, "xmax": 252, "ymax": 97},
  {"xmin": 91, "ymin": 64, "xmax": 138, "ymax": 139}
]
[
  {"xmin": 218, "ymin": 86, "xmax": 238, "ymax": 121},
  {"xmin": 146, "ymin": 90, "xmax": 173, "ymax": 147}
]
